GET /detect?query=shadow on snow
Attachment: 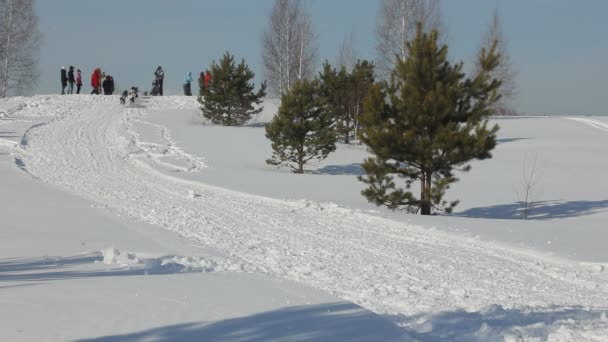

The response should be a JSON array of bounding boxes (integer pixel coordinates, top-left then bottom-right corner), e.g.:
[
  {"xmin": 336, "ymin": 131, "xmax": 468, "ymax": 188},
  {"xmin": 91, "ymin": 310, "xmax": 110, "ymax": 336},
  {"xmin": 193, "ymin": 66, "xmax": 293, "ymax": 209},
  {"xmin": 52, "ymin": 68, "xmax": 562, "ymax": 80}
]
[
  {"xmin": 74, "ymin": 304, "xmax": 608, "ymax": 342},
  {"xmin": 77, "ymin": 302, "xmax": 404, "ymax": 342},
  {"xmin": 393, "ymin": 304, "xmax": 608, "ymax": 341},
  {"xmin": 0, "ymin": 253, "xmax": 191, "ymax": 283},
  {"xmin": 455, "ymin": 200, "xmax": 608, "ymax": 220},
  {"xmin": 313, "ymin": 163, "xmax": 365, "ymax": 176}
]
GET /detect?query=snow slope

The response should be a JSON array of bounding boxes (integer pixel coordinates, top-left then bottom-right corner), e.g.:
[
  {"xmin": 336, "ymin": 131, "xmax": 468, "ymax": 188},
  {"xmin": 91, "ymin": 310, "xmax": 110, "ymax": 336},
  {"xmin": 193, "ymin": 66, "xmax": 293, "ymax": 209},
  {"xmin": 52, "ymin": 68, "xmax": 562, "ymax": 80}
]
[
  {"xmin": 2, "ymin": 95, "xmax": 608, "ymax": 341},
  {"xmin": 0, "ymin": 96, "xmax": 401, "ymax": 342}
]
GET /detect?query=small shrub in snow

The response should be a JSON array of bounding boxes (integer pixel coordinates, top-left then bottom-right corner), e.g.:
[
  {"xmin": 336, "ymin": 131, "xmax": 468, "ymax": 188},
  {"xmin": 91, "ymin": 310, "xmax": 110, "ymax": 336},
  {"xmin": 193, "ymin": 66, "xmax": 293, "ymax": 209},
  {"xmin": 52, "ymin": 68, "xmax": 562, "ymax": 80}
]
[
  {"xmin": 198, "ymin": 52, "xmax": 267, "ymax": 126},
  {"xmin": 265, "ymin": 79, "xmax": 336, "ymax": 174}
]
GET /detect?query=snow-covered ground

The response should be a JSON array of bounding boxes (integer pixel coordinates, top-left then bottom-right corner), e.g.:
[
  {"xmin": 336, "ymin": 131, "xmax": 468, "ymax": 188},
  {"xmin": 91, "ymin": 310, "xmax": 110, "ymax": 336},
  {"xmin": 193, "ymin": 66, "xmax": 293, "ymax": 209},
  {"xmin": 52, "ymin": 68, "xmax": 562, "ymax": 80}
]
[{"xmin": 2, "ymin": 95, "xmax": 608, "ymax": 341}]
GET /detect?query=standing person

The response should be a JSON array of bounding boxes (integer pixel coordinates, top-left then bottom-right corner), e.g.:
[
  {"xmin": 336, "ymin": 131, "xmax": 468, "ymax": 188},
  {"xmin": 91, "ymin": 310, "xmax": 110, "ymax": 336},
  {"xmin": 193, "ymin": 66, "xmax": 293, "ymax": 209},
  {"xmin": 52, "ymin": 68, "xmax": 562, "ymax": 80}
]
[
  {"xmin": 154, "ymin": 66, "xmax": 165, "ymax": 96},
  {"xmin": 76, "ymin": 69, "xmax": 83, "ymax": 94},
  {"xmin": 91, "ymin": 68, "xmax": 101, "ymax": 95},
  {"xmin": 102, "ymin": 75, "xmax": 115, "ymax": 95},
  {"xmin": 67, "ymin": 66, "xmax": 75, "ymax": 94},
  {"xmin": 102, "ymin": 75, "xmax": 111, "ymax": 95},
  {"xmin": 60, "ymin": 66, "xmax": 68, "ymax": 94},
  {"xmin": 183, "ymin": 71, "xmax": 192, "ymax": 96},
  {"xmin": 204, "ymin": 69, "xmax": 212, "ymax": 90},
  {"xmin": 109, "ymin": 76, "xmax": 115, "ymax": 95}
]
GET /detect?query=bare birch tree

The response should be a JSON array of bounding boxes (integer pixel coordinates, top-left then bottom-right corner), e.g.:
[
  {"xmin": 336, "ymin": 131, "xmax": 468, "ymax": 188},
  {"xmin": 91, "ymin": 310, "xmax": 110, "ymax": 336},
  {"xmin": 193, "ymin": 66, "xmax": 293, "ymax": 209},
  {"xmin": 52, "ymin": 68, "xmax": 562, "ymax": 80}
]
[
  {"xmin": 336, "ymin": 31, "xmax": 357, "ymax": 71},
  {"xmin": 476, "ymin": 9, "xmax": 518, "ymax": 116},
  {"xmin": 0, "ymin": 0, "xmax": 41, "ymax": 97},
  {"xmin": 263, "ymin": 0, "xmax": 317, "ymax": 98},
  {"xmin": 375, "ymin": 0, "xmax": 441, "ymax": 80}
]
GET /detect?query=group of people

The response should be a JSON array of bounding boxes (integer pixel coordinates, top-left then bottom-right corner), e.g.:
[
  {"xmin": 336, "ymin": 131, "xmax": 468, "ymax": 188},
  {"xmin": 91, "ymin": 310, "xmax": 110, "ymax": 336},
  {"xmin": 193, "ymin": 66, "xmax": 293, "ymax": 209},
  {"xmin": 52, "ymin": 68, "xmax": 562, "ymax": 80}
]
[
  {"xmin": 60, "ymin": 66, "xmax": 83, "ymax": 94},
  {"xmin": 60, "ymin": 65, "xmax": 212, "ymax": 96},
  {"xmin": 183, "ymin": 70, "xmax": 212, "ymax": 96},
  {"xmin": 90, "ymin": 68, "xmax": 115, "ymax": 95}
]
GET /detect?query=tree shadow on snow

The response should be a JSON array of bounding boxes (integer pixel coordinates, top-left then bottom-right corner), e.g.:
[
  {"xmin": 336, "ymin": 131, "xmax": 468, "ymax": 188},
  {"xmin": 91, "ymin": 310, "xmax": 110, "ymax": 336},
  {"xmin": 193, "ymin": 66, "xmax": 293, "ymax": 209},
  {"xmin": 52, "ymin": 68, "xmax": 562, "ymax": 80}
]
[
  {"xmin": 0, "ymin": 253, "xmax": 195, "ymax": 284},
  {"xmin": 76, "ymin": 302, "xmax": 405, "ymax": 342},
  {"xmin": 455, "ymin": 200, "xmax": 608, "ymax": 220},
  {"xmin": 313, "ymin": 163, "xmax": 366, "ymax": 176},
  {"xmin": 496, "ymin": 137, "xmax": 529, "ymax": 145},
  {"xmin": 392, "ymin": 305, "xmax": 608, "ymax": 341}
]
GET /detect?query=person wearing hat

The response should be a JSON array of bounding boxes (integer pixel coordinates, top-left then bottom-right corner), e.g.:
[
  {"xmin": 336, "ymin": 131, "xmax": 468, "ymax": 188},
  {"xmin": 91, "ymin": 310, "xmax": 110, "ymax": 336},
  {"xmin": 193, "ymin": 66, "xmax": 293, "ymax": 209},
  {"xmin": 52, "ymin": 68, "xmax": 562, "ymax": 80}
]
[{"xmin": 60, "ymin": 66, "xmax": 68, "ymax": 95}]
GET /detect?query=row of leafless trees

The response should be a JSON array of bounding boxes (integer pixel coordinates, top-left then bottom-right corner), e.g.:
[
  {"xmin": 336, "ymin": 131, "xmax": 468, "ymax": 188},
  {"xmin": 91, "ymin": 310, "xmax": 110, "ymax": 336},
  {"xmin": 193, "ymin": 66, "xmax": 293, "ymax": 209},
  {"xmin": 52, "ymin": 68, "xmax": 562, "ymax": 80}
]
[
  {"xmin": 0, "ymin": 0, "xmax": 40, "ymax": 97},
  {"xmin": 262, "ymin": 0, "xmax": 518, "ymax": 115}
]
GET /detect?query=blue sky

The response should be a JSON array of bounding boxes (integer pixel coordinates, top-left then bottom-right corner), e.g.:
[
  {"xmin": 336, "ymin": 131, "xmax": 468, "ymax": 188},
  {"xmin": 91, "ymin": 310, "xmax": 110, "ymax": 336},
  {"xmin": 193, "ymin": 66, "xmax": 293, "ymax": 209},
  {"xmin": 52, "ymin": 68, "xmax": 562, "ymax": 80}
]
[{"xmin": 36, "ymin": 0, "xmax": 607, "ymax": 115}]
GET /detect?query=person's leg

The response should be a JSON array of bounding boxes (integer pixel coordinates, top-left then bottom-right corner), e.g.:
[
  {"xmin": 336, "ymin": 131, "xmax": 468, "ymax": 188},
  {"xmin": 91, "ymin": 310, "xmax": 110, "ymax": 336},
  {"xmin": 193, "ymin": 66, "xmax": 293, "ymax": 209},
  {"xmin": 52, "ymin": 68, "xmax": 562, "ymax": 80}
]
[
  {"xmin": 159, "ymin": 79, "xmax": 163, "ymax": 96},
  {"xmin": 77, "ymin": 85, "xmax": 81, "ymax": 94}
]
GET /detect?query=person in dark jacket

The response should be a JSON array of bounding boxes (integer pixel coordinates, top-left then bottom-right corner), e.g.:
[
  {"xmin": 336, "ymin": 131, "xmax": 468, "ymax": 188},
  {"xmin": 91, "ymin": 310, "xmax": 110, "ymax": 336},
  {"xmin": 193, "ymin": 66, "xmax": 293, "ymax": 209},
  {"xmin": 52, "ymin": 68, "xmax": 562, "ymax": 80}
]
[
  {"xmin": 67, "ymin": 66, "xmax": 75, "ymax": 94},
  {"xmin": 102, "ymin": 75, "xmax": 115, "ymax": 95},
  {"xmin": 76, "ymin": 69, "xmax": 83, "ymax": 94},
  {"xmin": 61, "ymin": 66, "xmax": 68, "ymax": 94},
  {"xmin": 154, "ymin": 66, "xmax": 164, "ymax": 96}
]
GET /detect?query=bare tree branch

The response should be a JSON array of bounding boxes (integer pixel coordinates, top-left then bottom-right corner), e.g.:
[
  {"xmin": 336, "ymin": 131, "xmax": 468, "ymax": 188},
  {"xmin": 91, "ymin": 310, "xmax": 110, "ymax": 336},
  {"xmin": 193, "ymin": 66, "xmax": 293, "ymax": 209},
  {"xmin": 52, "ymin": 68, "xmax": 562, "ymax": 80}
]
[
  {"xmin": 375, "ymin": 0, "xmax": 442, "ymax": 80},
  {"xmin": 0, "ymin": 0, "xmax": 41, "ymax": 97},
  {"xmin": 476, "ymin": 9, "xmax": 518, "ymax": 116},
  {"xmin": 336, "ymin": 31, "xmax": 357, "ymax": 71},
  {"xmin": 262, "ymin": 0, "xmax": 317, "ymax": 98}
]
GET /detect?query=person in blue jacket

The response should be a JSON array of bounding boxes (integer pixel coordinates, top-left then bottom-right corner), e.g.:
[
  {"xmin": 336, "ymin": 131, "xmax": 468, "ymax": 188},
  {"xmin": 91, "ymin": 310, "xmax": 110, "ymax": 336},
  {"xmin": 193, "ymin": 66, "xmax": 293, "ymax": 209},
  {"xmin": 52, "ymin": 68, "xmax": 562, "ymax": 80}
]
[{"xmin": 183, "ymin": 71, "xmax": 193, "ymax": 96}]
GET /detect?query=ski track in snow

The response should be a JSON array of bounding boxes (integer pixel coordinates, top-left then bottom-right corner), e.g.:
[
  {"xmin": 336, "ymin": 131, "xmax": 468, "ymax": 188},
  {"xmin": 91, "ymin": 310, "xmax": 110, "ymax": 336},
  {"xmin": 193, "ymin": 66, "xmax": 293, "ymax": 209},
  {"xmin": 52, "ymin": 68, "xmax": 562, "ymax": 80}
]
[
  {"xmin": 565, "ymin": 117, "xmax": 608, "ymax": 133},
  {"xmin": 9, "ymin": 96, "xmax": 608, "ymax": 338}
]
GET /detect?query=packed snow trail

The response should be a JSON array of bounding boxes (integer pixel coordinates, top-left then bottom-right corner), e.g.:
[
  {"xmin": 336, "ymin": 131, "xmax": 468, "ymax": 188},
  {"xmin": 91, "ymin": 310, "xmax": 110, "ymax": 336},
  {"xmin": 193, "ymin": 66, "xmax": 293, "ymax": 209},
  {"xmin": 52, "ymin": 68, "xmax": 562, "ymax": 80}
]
[{"xmin": 12, "ymin": 97, "xmax": 608, "ymax": 339}]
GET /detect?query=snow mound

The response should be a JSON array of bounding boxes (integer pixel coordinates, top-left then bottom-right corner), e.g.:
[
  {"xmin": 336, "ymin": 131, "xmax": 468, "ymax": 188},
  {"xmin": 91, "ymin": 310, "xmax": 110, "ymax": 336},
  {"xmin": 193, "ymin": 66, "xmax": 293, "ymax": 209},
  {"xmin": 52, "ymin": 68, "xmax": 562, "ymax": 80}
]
[{"xmin": 100, "ymin": 248, "xmax": 259, "ymax": 274}]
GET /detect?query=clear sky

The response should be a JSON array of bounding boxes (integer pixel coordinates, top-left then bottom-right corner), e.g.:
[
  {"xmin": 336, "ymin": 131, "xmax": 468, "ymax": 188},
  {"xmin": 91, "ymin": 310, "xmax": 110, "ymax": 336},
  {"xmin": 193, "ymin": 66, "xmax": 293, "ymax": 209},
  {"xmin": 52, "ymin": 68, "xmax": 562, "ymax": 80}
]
[{"xmin": 35, "ymin": 0, "xmax": 607, "ymax": 115}]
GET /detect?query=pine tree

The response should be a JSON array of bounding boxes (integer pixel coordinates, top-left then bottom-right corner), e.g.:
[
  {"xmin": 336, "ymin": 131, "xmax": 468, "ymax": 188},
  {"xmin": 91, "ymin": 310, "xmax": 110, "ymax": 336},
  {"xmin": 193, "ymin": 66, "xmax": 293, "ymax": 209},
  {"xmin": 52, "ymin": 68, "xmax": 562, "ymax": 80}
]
[
  {"xmin": 198, "ymin": 52, "xmax": 267, "ymax": 126},
  {"xmin": 359, "ymin": 24, "xmax": 501, "ymax": 215},
  {"xmin": 266, "ymin": 79, "xmax": 336, "ymax": 173},
  {"xmin": 318, "ymin": 60, "xmax": 375, "ymax": 144},
  {"xmin": 319, "ymin": 62, "xmax": 351, "ymax": 143}
]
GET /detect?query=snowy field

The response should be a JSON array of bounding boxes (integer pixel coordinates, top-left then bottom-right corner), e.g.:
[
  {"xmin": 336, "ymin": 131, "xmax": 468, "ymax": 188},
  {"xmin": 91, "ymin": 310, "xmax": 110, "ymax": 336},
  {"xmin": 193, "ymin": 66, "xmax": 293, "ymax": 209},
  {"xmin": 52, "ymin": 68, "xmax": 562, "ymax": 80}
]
[{"xmin": 1, "ymin": 95, "xmax": 608, "ymax": 341}]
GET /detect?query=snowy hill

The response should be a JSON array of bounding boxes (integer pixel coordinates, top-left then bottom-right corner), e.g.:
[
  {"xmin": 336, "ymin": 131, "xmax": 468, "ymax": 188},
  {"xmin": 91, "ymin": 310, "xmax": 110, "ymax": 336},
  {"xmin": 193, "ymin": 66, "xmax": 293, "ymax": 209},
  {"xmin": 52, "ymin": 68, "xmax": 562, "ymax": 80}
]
[{"xmin": 1, "ymin": 95, "xmax": 608, "ymax": 341}]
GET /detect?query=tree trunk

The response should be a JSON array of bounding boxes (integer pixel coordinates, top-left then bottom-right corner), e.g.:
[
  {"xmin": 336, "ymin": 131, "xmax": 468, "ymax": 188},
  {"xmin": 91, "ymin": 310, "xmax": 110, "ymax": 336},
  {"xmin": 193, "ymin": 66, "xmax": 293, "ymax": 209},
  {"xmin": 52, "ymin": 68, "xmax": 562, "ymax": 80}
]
[
  {"xmin": 400, "ymin": 1, "xmax": 407, "ymax": 61},
  {"xmin": 344, "ymin": 117, "xmax": 350, "ymax": 144},
  {"xmin": 298, "ymin": 27, "xmax": 304, "ymax": 80},
  {"xmin": 420, "ymin": 171, "xmax": 432, "ymax": 215},
  {"xmin": 297, "ymin": 144, "xmax": 304, "ymax": 173},
  {"xmin": 2, "ymin": 0, "xmax": 15, "ymax": 97}
]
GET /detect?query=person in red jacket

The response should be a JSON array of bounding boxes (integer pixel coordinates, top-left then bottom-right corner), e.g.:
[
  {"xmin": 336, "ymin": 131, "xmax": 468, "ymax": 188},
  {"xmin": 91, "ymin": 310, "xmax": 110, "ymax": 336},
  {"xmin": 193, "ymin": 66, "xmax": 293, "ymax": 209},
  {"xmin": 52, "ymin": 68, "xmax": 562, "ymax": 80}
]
[
  {"xmin": 90, "ymin": 68, "xmax": 101, "ymax": 95},
  {"xmin": 204, "ymin": 70, "xmax": 212, "ymax": 89}
]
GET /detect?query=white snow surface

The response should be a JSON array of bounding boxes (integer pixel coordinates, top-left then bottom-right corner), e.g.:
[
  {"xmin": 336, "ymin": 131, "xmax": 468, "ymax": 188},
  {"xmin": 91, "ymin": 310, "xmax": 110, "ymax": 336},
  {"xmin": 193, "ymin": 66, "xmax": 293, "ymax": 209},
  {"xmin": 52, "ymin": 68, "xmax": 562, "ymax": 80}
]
[{"xmin": 2, "ymin": 95, "xmax": 608, "ymax": 341}]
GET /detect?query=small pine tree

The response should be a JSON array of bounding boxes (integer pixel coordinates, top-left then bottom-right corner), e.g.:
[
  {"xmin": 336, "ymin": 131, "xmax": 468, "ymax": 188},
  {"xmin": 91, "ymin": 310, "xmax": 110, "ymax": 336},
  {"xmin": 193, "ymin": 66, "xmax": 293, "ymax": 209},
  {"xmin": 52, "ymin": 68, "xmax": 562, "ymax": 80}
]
[
  {"xmin": 266, "ymin": 79, "xmax": 336, "ymax": 174},
  {"xmin": 359, "ymin": 24, "xmax": 501, "ymax": 215},
  {"xmin": 319, "ymin": 62, "xmax": 351, "ymax": 143},
  {"xmin": 198, "ymin": 52, "xmax": 267, "ymax": 126},
  {"xmin": 319, "ymin": 60, "xmax": 375, "ymax": 144}
]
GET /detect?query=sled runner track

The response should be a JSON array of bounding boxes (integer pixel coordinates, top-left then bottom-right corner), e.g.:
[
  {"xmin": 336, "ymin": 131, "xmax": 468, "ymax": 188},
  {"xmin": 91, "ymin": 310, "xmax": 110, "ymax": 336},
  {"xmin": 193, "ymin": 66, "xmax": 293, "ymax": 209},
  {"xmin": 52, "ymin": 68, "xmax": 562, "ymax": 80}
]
[
  {"xmin": 13, "ymin": 98, "xmax": 608, "ymax": 328},
  {"xmin": 566, "ymin": 117, "xmax": 608, "ymax": 134}
]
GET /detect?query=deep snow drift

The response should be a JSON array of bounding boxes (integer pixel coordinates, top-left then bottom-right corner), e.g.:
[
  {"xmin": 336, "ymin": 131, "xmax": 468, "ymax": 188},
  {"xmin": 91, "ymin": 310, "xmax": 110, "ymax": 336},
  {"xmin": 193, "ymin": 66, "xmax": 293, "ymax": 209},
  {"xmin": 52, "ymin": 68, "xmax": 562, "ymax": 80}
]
[{"xmin": 2, "ymin": 95, "xmax": 608, "ymax": 341}]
